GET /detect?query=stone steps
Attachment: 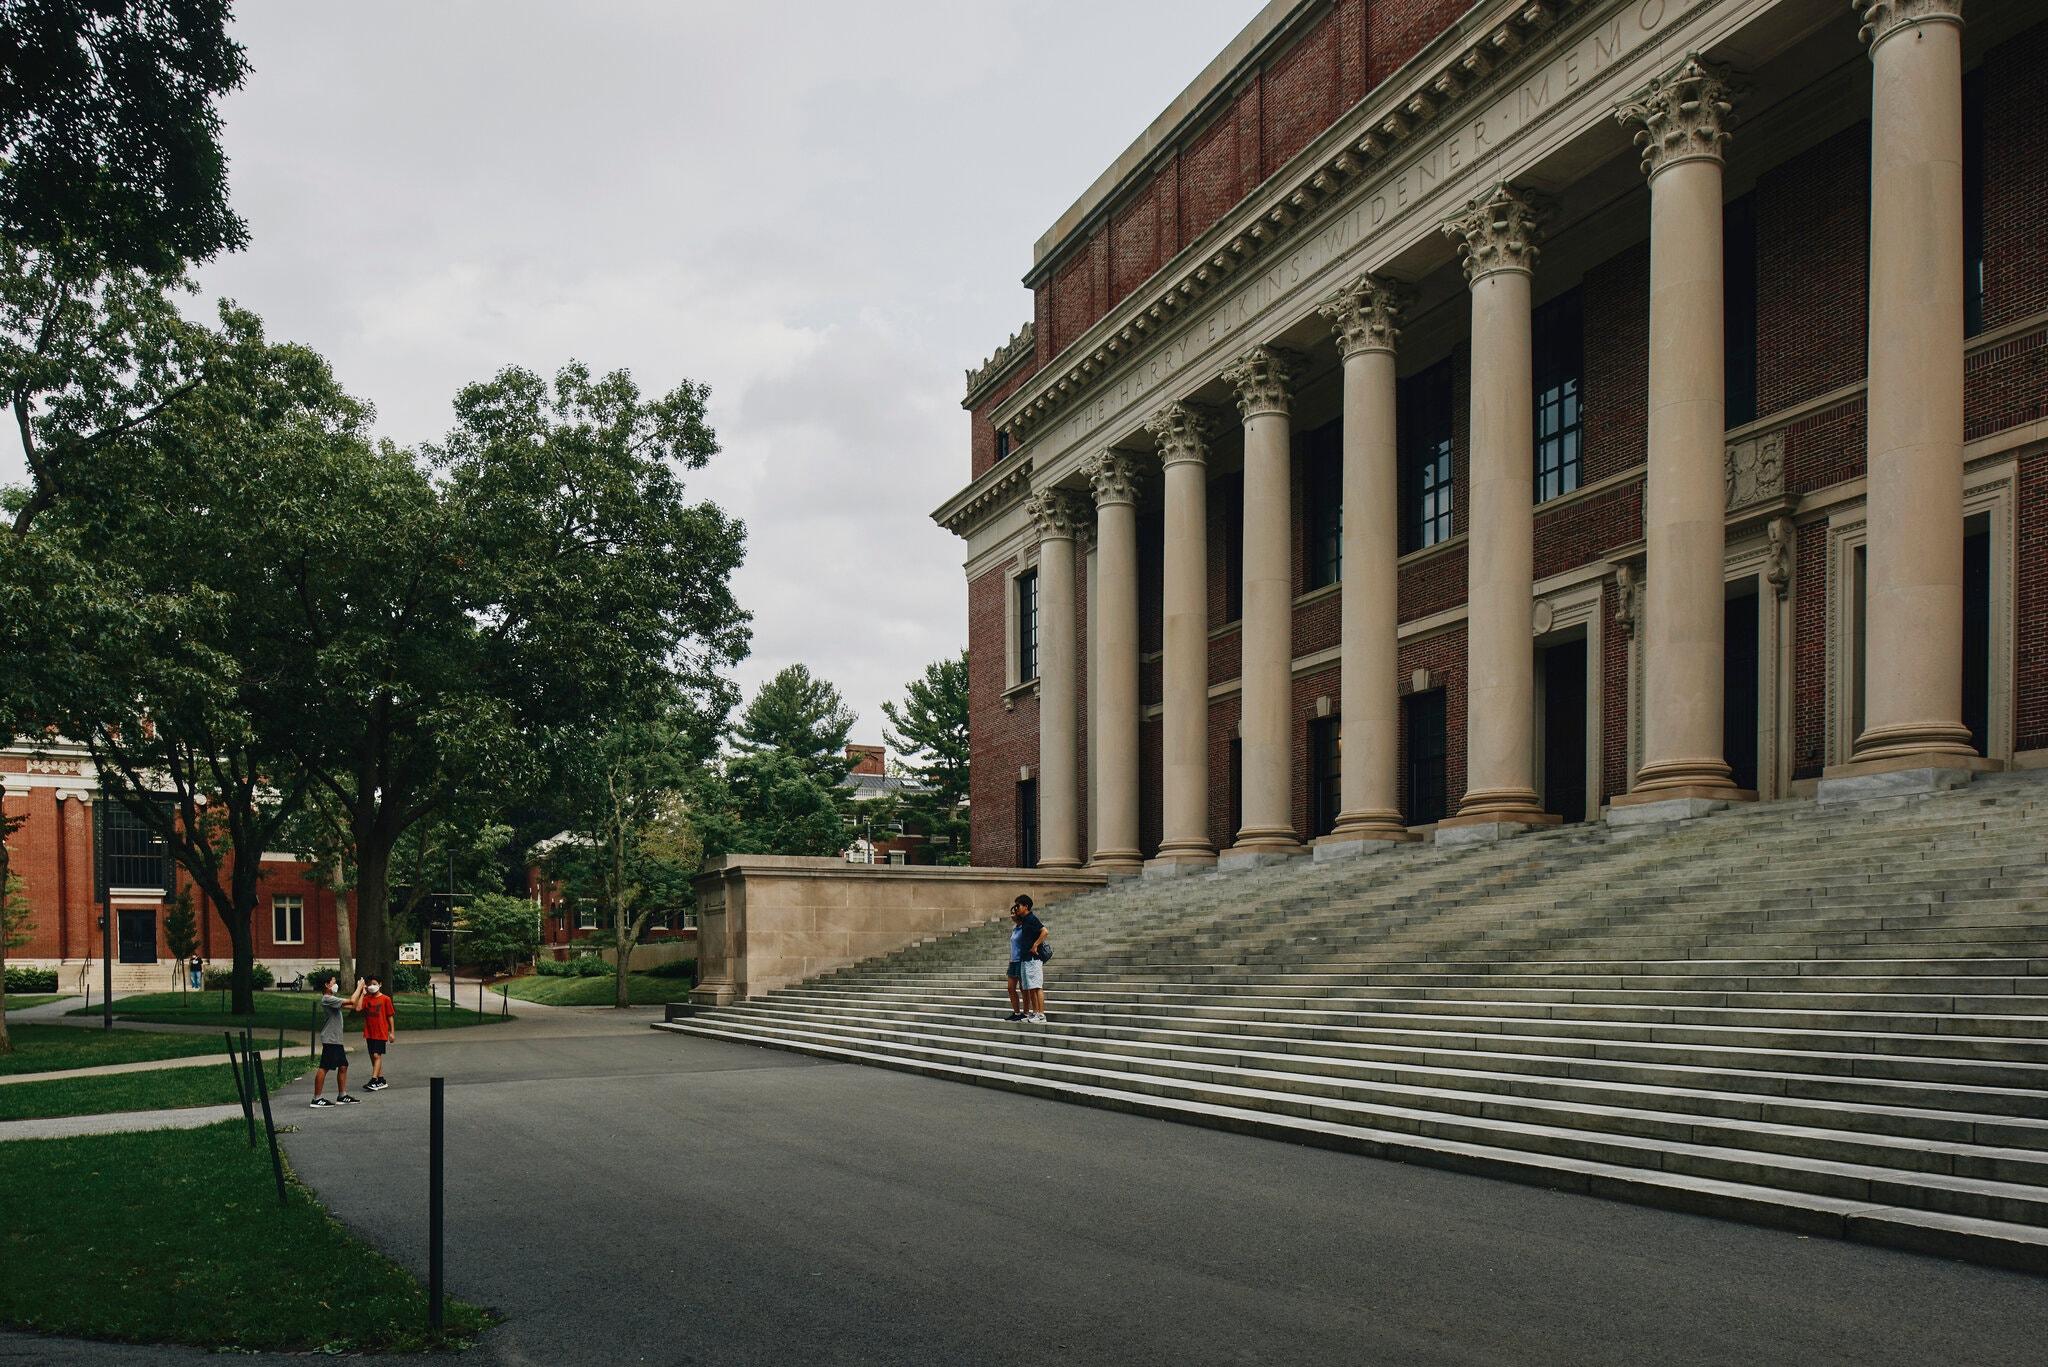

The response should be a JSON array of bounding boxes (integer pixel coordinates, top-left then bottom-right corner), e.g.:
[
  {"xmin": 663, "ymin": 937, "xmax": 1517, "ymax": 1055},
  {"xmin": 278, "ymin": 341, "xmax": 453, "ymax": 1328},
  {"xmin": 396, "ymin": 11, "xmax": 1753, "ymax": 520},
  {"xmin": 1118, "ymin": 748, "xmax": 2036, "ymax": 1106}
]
[{"xmin": 657, "ymin": 773, "xmax": 2048, "ymax": 1272}]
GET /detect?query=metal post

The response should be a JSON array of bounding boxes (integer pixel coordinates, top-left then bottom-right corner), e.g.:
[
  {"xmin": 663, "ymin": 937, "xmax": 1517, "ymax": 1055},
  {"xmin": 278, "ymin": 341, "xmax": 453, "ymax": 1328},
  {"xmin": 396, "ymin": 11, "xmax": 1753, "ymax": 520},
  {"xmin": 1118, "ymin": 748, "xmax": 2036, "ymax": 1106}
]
[
  {"xmin": 224, "ymin": 1031, "xmax": 254, "ymax": 1144},
  {"xmin": 429, "ymin": 1076, "xmax": 445, "ymax": 1330},
  {"xmin": 251, "ymin": 1042, "xmax": 287, "ymax": 1206},
  {"xmin": 276, "ymin": 1027, "xmax": 285, "ymax": 1087}
]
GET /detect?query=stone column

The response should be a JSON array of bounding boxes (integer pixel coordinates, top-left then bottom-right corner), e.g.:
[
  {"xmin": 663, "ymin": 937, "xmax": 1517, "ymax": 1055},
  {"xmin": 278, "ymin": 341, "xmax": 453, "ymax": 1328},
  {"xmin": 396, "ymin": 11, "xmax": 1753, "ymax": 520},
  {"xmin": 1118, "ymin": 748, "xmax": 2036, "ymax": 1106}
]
[
  {"xmin": 1085, "ymin": 451, "xmax": 1144, "ymax": 874},
  {"xmin": 1223, "ymin": 344, "xmax": 1307, "ymax": 861},
  {"xmin": 1146, "ymin": 402, "xmax": 1218, "ymax": 873},
  {"xmin": 1439, "ymin": 184, "xmax": 1557, "ymax": 836},
  {"xmin": 1612, "ymin": 56, "xmax": 1750, "ymax": 815},
  {"xmin": 1026, "ymin": 489, "xmax": 1087, "ymax": 869},
  {"xmin": 1316, "ymin": 274, "xmax": 1415, "ymax": 852},
  {"xmin": 1834, "ymin": 0, "xmax": 1980, "ymax": 783}
]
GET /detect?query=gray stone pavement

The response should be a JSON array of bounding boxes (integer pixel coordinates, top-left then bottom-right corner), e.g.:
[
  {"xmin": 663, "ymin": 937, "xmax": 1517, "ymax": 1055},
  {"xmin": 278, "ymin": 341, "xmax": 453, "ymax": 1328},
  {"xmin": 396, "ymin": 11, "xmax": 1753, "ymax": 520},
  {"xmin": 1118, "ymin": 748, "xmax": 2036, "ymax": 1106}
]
[{"xmin": 7, "ymin": 1013, "xmax": 2048, "ymax": 1365}]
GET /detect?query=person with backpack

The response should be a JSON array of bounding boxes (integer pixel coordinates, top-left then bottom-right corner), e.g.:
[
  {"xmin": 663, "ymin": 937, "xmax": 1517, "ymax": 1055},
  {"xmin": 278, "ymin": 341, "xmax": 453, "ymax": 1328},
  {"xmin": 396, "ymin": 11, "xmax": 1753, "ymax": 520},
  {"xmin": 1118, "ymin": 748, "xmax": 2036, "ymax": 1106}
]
[{"xmin": 1010, "ymin": 895, "xmax": 1050, "ymax": 1024}]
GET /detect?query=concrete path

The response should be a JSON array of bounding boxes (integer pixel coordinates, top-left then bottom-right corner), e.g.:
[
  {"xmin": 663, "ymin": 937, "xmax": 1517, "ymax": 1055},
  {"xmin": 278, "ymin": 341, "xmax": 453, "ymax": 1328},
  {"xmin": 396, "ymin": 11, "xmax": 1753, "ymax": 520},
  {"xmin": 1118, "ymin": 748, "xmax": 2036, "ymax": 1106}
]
[
  {"xmin": 12, "ymin": 1013, "xmax": 2048, "ymax": 1364},
  {"xmin": 0, "ymin": 1103, "xmax": 245, "ymax": 1142},
  {"xmin": 0, "ymin": 1051, "xmax": 232, "ymax": 1086}
]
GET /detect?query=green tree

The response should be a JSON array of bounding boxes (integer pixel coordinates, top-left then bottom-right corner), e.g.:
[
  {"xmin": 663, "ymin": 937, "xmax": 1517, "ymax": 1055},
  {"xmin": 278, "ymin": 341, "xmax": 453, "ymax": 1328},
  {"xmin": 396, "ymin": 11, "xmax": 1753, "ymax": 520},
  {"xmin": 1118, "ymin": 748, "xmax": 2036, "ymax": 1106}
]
[
  {"xmin": 0, "ymin": 0, "xmax": 250, "ymax": 272},
  {"xmin": 21, "ymin": 306, "xmax": 362, "ymax": 1013},
  {"xmin": 882, "ymin": 651, "xmax": 970, "ymax": 862},
  {"xmin": 697, "ymin": 751, "xmax": 846, "ymax": 861},
  {"xmin": 544, "ymin": 708, "xmax": 706, "ymax": 1007},
  {"xmin": 275, "ymin": 361, "xmax": 749, "ymax": 986},
  {"xmin": 451, "ymin": 892, "xmax": 539, "ymax": 976},
  {"xmin": 0, "ymin": 858, "xmax": 30, "ymax": 1053},
  {"xmin": 734, "ymin": 665, "xmax": 855, "ymax": 790},
  {"xmin": 162, "ymin": 887, "xmax": 199, "ymax": 995}
]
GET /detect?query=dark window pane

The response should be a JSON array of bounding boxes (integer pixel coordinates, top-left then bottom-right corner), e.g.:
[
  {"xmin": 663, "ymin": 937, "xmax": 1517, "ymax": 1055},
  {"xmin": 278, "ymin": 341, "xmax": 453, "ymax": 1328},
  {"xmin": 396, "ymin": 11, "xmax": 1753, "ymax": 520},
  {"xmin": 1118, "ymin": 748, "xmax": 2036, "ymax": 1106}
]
[
  {"xmin": 1400, "ymin": 359, "xmax": 1456, "ymax": 552},
  {"xmin": 1016, "ymin": 569, "xmax": 1038, "ymax": 682},
  {"xmin": 1309, "ymin": 716, "xmax": 1342, "ymax": 837},
  {"xmin": 1724, "ymin": 192, "xmax": 1760, "ymax": 427},
  {"xmin": 1404, "ymin": 691, "xmax": 1448, "ymax": 826},
  {"xmin": 103, "ymin": 801, "xmax": 172, "ymax": 893},
  {"xmin": 1302, "ymin": 419, "xmax": 1343, "ymax": 591},
  {"xmin": 1532, "ymin": 289, "xmax": 1583, "ymax": 503}
]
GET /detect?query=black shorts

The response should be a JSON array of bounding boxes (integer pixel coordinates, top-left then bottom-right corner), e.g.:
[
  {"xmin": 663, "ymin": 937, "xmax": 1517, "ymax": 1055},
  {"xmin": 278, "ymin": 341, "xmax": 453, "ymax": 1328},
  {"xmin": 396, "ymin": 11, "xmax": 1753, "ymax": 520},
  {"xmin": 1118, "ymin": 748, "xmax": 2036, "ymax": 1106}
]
[
  {"xmin": 319, "ymin": 1043, "xmax": 348, "ymax": 1070},
  {"xmin": 366, "ymin": 1038, "xmax": 388, "ymax": 1057},
  {"xmin": 1006, "ymin": 962, "xmax": 1020, "ymax": 980}
]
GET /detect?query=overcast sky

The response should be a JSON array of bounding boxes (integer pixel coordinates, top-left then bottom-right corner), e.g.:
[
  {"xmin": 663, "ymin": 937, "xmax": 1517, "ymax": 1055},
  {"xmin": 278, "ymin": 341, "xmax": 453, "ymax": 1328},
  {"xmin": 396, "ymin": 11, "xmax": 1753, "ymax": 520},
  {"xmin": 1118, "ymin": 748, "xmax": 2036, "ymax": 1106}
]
[{"xmin": 5, "ymin": 0, "xmax": 1260, "ymax": 750}]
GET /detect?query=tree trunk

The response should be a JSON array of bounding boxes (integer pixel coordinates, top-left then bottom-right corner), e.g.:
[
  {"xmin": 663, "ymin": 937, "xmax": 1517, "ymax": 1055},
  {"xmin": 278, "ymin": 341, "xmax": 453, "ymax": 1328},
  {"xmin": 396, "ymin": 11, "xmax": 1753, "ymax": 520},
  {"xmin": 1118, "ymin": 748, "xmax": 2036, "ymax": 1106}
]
[
  {"xmin": 615, "ymin": 921, "xmax": 636, "ymax": 1008},
  {"xmin": 353, "ymin": 839, "xmax": 396, "ymax": 987},
  {"xmin": 335, "ymin": 884, "xmax": 356, "ymax": 992},
  {"xmin": 228, "ymin": 859, "xmax": 265, "ymax": 1015},
  {"xmin": 0, "ymin": 832, "xmax": 13, "ymax": 1055}
]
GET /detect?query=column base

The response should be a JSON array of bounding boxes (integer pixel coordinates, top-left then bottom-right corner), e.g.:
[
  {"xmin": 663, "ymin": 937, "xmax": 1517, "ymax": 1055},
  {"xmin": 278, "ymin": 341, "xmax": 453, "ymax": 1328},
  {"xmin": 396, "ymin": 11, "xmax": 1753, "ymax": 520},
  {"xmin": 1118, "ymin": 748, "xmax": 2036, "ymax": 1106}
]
[
  {"xmin": 1844, "ymin": 720, "xmax": 1980, "ymax": 767},
  {"xmin": 1217, "ymin": 835, "xmax": 1308, "ymax": 870},
  {"xmin": 1443, "ymin": 788, "xmax": 1560, "ymax": 831},
  {"xmin": 1605, "ymin": 795, "xmax": 1742, "ymax": 828},
  {"xmin": 1817, "ymin": 751, "xmax": 1999, "ymax": 804},
  {"xmin": 1033, "ymin": 856, "xmax": 1085, "ymax": 871},
  {"xmin": 690, "ymin": 982, "xmax": 738, "ymax": 1008},
  {"xmin": 1086, "ymin": 852, "xmax": 1144, "ymax": 881},
  {"xmin": 1143, "ymin": 849, "xmax": 1218, "ymax": 879},
  {"xmin": 1624, "ymin": 758, "xmax": 1748, "ymax": 804},
  {"xmin": 1313, "ymin": 829, "xmax": 1414, "ymax": 863}
]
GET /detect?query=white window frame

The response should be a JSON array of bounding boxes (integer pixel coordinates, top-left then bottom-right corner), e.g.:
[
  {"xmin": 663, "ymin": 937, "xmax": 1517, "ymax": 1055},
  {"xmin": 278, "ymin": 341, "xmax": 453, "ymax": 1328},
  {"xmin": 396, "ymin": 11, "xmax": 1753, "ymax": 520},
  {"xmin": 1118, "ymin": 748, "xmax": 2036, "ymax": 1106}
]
[
  {"xmin": 577, "ymin": 905, "xmax": 598, "ymax": 931},
  {"xmin": 272, "ymin": 894, "xmax": 305, "ymax": 946}
]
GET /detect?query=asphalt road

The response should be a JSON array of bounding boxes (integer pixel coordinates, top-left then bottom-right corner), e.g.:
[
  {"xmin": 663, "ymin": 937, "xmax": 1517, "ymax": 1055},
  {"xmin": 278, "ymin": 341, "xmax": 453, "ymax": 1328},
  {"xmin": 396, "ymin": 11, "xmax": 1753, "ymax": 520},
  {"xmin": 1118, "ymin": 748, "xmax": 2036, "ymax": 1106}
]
[{"xmin": 7, "ymin": 1012, "xmax": 2046, "ymax": 1366}]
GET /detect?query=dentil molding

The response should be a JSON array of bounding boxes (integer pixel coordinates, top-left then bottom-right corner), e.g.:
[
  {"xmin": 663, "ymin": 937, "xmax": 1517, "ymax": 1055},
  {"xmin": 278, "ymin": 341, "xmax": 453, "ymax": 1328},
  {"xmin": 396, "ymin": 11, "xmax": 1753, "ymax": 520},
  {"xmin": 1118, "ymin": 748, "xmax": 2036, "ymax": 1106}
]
[{"xmin": 1614, "ymin": 54, "xmax": 1741, "ymax": 178}]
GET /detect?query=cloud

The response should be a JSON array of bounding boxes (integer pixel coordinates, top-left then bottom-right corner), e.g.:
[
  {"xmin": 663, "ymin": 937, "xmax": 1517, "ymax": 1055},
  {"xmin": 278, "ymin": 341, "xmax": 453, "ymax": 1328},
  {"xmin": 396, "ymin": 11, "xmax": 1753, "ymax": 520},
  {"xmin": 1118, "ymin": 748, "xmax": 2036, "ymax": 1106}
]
[{"xmin": 3, "ymin": 0, "xmax": 1262, "ymax": 748}]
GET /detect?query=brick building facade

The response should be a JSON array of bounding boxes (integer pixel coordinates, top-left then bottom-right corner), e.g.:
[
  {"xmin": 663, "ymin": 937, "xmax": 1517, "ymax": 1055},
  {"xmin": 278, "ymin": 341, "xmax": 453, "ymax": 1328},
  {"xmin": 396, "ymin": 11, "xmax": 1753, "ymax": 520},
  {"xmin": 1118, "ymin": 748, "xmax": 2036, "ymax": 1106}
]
[
  {"xmin": 939, "ymin": 0, "xmax": 2047, "ymax": 871},
  {"xmin": 3, "ymin": 740, "xmax": 352, "ymax": 987}
]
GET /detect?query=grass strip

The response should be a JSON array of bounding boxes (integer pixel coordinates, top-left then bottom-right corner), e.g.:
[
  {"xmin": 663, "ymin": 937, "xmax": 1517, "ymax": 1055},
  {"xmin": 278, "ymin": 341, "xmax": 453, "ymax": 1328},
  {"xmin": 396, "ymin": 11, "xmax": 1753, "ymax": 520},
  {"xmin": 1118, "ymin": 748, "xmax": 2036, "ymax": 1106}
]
[
  {"xmin": 0, "ymin": 1120, "xmax": 493, "ymax": 1351},
  {"xmin": 2, "ymin": 995, "xmax": 67, "ymax": 1011},
  {"xmin": 502, "ymin": 971, "xmax": 695, "ymax": 1006},
  {"xmin": 0, "ymin": 1024, "xmax": 228, "ymax": 1077},
  {"xmin": 71, "ymin": 990, "xmax": 504, "ymax": 1032},
  {"xmin": 0, "ymin": 1057, "xmax": 310, "ymax": 1121}
]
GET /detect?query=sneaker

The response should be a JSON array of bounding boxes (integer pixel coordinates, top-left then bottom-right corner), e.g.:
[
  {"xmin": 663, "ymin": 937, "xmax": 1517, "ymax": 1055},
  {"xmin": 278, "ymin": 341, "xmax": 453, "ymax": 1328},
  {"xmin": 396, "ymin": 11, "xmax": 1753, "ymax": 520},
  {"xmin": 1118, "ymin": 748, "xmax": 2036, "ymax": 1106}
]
[
  {"xmin": 365, "ymin": 1078, "xmax": 388, "ymax": 1091},
  {"xmin": 1028, "ymin": 1013, "xmax": 1049, "ymax": 1023},
  {"xmin": 308, "ymin": 1097, "xmax": 333, "ymax": 1108},
  {"xmin": 1005, "ymin": 1011, "xmax": 1025, "ymax": 1021},
  {"xmin": 336, "ymin": 1093, "xmax": 362, "ymax": 1105}
]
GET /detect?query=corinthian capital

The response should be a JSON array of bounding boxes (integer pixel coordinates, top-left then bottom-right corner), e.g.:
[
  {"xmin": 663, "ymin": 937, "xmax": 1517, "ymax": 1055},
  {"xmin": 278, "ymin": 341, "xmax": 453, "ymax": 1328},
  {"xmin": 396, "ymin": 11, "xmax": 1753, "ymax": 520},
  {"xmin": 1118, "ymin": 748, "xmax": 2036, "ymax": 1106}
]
[
  {"xmin": 1222, "ymin": 345, "xmax": 1304, "ymax": 420},
  {"xmin": 1084, "ymin": 450, "xmax": 1146, "ymax": 508},
  {"xmin": 1855, "ymin": 0, "xmax": 1963, "ymax": 50},
  {"xmin": 1026, "ymin": 487, "xmax": 1089, "ymax": 541},
  {"xmin": 1318, "ymin": 274, "xmax": 1414, "ymax": 359},
  {"xmin": 1441, "ymin": 184, "xmax": 1549, "ymax": 283},
  {"xmin": 1615, "ymin": 55, "xmax": 1741, "ymax": 179},
  {"xmin": 1145, "ymin": 402, "xmax": 1217, "ymax": 469}
]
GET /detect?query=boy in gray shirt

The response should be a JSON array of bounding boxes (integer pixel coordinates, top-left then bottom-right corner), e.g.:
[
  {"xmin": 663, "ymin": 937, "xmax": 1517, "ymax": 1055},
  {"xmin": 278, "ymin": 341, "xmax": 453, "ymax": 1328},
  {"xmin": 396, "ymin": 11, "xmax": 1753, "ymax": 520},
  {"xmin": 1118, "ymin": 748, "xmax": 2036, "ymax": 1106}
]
[{"xmin": 309, "ymin": 973, "xmax": 365, "ymax": 1108}]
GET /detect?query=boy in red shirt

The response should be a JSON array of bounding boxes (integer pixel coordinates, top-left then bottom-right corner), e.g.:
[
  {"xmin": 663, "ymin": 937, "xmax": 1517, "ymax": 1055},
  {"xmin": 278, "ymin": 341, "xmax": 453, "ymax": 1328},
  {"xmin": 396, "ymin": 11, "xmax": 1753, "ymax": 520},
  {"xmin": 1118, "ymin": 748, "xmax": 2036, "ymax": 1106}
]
[{"xmin": 360, "ymin": 975, "xmax": 397, "ymax": 1092}]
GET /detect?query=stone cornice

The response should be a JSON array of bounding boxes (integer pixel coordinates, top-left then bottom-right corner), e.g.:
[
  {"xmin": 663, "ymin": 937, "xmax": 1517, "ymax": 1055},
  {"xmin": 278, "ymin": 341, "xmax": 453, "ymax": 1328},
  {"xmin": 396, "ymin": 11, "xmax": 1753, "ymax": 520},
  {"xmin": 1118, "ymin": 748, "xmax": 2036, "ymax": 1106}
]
[
  {"xmin": 1084, "ymin": 450, "xmax": 1147, "ymax": 507},
  {"xmin": 994, "ymin": 0, "xmax": 1586, "ymax": 444},
  {"xmin": 964, "ymin": 323, "xmax": 1036, "ymax": 408},
  {"xmin": 1224, "ymin": 345, "xmax": 1304, "ymax": 420},
  {"xmin": 1855, "ymin": 0, "xmax": 1963, "ymax": 51},
  {"xmin": 1443, "ymin": 182, "xmax": 1548, "ymax": 281},
  {"xmin": 931, "ymin": 455, "xmax": 1033, "ymax": 537},
  {"xmin": 1614, "ymin": 54, "xmax": 1740, "ymax": 178},
  {"xmin": 1319, "ymin": 273, "xmax": 1412, "ymax": 358}
]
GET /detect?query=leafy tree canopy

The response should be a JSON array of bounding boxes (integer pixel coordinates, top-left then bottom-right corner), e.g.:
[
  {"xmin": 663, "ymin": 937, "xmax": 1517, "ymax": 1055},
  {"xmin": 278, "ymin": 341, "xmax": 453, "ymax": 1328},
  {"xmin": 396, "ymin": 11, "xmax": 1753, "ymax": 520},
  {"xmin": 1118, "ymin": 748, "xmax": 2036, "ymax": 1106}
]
[
  {"xmin": 734, "ymin": 663, "xmax": 855, "ymax": 789},
  {"xmin": 697, "ymin": 750, "xmax": 844, "ymax": 862},
  {"xmin": 453, "ymin": 891, "xmax": 540, "ymax": 974},
  {"xmin": 0, "ymin": 0, "xmax": 249, "ymax": 271}
]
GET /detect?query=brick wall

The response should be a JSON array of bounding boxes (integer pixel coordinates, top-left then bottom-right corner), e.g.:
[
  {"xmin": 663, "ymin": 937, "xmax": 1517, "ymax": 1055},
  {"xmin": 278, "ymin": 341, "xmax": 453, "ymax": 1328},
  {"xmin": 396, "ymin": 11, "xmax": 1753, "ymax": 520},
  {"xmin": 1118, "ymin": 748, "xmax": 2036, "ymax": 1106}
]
[
  {"xmin": 1756, "ymin": 123, "xmax": 1870, "ymax": 418},
  {"xmin": 2021, "ymin": 448, "xmax": 2048, "ymax": 754},
  {"xmin": 1600, "ymin": 581, "xmax": 1630, "ymax": 803},
  {"xmin": 1982, "ymin": 20, "xmax": 2048, "ymax": 332},
  {"xmin": 969, "ymin": 358, "xmax": 1041, "ymax": 480},
  {"xmin": 1791, "ymin": 519, "xmax": 1831, "ymax": 779},
  {"xmin": 967, "ymin": 565, "xmax": 1034, "ymax": 868},
  {"xmin": 1397, "ymin": 626, "xmax": 1468, "ymax": 817},
  {"xmin": 1580, "ymin": 242, "xmax": 1649, "ymax": 484},
  {"xmin": 1368, "ymin": 0, "xmax": 1469, "ymax": 87}
]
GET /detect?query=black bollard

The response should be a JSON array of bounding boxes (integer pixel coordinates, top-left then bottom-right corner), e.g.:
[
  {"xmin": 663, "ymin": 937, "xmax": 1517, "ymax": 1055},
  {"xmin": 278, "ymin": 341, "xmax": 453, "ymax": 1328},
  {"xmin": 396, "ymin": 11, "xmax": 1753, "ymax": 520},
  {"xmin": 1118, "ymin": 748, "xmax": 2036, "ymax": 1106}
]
[
  {"xmin": 251, "ymin": 1042, "xmax": 288, "ymax": 1206},
  {"xmin": 429, "ymin": 1076, "xmax": 446, "ymax": 1330}
]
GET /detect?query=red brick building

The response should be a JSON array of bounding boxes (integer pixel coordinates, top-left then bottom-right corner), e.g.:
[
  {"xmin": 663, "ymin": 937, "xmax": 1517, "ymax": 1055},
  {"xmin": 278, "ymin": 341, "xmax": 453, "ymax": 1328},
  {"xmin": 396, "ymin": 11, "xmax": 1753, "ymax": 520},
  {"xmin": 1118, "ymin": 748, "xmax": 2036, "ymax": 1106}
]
[
  {"xmin": 938, "ymin": 0, "xmax": 2046, "ymax": 871},
  {"xmin": 3, "ymin": 739, "xmax": 353, "ymax": 989}
]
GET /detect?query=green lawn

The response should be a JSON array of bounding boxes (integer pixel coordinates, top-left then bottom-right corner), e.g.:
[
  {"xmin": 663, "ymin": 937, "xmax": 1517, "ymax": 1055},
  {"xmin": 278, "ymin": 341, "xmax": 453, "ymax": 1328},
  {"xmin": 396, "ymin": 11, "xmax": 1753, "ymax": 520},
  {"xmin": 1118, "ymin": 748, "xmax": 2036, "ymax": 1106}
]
[
  {"xmin": 0, "ymin": 1055, "xmax": 309, "ymax": 1121},
  {"xmin": 72, "ymin": 990, "xmax": 506, "ymax": 1032},
  {"xmin": 0, "ymin": 1024, "xmax": 226, "ymax": 1077},
  {"xmin": 505, "ymin": 970, "xmax": 695, "ymax": 1006},
  {"xmin": 0, "ymin": 1121, "xmax": 492, "ymax": 1351},
  {"xmin": 3, "ymin": 995, "xmax": 67, "ymax": 1011}
]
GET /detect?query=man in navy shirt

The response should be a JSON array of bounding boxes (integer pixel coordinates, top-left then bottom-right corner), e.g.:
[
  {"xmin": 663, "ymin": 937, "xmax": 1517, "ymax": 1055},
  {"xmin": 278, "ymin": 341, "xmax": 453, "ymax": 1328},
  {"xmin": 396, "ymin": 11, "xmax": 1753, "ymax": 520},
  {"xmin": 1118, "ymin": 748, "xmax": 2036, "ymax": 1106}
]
[{"xmin": 1010, "ymin": 895, "xmax": 1048, "ymax": 1023}]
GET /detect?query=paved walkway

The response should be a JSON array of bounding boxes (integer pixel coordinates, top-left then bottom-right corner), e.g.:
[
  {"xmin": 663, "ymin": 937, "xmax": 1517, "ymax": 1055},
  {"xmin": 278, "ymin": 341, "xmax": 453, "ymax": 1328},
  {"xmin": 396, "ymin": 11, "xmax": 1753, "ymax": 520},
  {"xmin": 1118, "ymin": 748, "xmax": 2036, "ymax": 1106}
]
[
  {"xmin": 0, "ymin": 1103, "xmax": 246, "ymax": 1142},
  {"xmin": 11, "ymin": 1014, "xmax": 2048, "ymax": 1363},
  {"xmin": 0, "ymin": 1051, "xmax": 231, "ymax": 1086}
]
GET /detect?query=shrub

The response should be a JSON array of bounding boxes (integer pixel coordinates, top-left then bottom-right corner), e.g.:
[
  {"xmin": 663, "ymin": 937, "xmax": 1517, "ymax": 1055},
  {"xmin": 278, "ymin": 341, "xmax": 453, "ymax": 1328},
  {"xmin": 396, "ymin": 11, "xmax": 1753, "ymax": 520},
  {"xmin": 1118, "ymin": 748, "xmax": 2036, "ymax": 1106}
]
[
  {"xmin": 202, "ymin": 963, "xmax": 275, "ymax": 991},
  {"xmin": 645, "ymin": 958, "xmax": 698, "ymax": 979},
  {"xmin": 392, "ymin": 965, "xmax": 430, "ymax": 993},
  {"xmin": 4, "ymin": 966, "xmax": 58, "ymax": 993}
]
